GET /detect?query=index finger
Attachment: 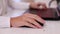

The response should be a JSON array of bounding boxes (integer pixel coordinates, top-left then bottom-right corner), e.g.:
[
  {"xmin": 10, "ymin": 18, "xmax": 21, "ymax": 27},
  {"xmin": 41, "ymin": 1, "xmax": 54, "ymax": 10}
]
[{"xmin": 25, "ymin": 13, "xmax": 46, "ymax": 24}]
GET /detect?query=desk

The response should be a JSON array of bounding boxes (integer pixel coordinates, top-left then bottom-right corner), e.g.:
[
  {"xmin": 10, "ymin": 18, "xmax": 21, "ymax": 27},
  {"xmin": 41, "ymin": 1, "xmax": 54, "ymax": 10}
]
[{"xmin": 0, "ymin": 21, "xmax": 60, "ymax": 34}]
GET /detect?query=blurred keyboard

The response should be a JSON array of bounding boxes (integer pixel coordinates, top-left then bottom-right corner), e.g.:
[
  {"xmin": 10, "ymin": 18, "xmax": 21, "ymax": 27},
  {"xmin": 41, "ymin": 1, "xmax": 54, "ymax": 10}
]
[{"xmin": 29, "ymin": 8, "xmax": 60, "ymax": 20}]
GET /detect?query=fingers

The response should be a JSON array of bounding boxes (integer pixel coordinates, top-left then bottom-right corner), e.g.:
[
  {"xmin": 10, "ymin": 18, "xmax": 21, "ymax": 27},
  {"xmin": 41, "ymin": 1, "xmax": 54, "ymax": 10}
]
[
  {"xmin": 12, "ymin": 21, "xmax": 37, "ymax": 28},
  {"xmin": 30, "ymin": 2, "xmax": 47, "ymax": 9},
  {"xmin": 25, "ymin": 13, "xmax": 46, "ymax": 24},
  {"xmin": 25, "ymin": 22, "xmax": 38, "ymax": 29},
  {"xmin": 25, "ymin": 17, "xmax": 42, "ymax": 28},
  {"xmin": 37, "ymin": 3, "xmax": 47, "ymax": 9},
  {"xmin": 30, "ymin": 3, "xmax": 38, "ymax": 9}
]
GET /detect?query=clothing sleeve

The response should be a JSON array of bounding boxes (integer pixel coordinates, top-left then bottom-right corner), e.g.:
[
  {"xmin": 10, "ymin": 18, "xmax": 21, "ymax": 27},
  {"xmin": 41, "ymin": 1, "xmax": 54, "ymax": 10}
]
[
  {"xmin": 8, "ymin": 0, "xmax": 30, "ymax": 10},
  {"xmin": 0, "ymin": 16, "xmax": 10, "ymax": 28}
]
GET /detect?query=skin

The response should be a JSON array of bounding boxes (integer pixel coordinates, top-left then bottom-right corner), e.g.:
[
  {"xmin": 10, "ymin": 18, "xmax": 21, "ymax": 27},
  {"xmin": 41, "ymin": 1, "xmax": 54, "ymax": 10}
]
[{"xmin": 10, "ymin": 2, "xmax": 47, "ymax": 29}]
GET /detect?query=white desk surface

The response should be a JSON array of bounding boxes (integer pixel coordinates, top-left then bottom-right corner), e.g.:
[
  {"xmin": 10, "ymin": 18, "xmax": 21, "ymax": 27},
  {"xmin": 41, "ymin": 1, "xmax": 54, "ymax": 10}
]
[{"xmin": 0, "ymin": 21, "xmax": 60, "ymax": 34}]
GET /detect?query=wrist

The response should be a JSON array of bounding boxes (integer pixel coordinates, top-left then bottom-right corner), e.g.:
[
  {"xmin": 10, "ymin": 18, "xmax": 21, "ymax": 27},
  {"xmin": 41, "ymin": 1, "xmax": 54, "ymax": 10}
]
[{"xmin": 10, "ymin": 18, "xmax": 14, "ymax": 27}]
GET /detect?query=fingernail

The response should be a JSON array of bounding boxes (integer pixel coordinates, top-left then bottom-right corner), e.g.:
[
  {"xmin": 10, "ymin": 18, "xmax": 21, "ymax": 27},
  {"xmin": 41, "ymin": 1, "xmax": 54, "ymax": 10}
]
[
  {"xmin": 37, "ymin": 26, "xmax": 43, "ymax": 29},
  {"xmin": 35, "ymin": 25, "xmax": 43, "ymax": 29}
]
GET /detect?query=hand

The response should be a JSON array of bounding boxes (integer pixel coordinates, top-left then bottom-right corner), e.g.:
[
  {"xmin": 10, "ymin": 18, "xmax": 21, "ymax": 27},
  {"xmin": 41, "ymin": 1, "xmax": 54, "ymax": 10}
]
[
  {"xmin": 10, "ymin": 13, "xmax": 45, "ymax": 29},
  {"xmin": 38, "ymin": 3, "xmax": 47, "ymax": 9},
  {"xmin": 30, "ymin": 2, "xmax": 47, "ymax": 9}
]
